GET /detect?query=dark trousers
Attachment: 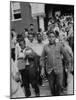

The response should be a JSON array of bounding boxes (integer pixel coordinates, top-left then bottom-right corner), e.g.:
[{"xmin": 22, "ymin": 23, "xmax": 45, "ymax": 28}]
[
  {"xmin": 63, "ymin": 67, "xmax": 67, "ymax": 88},
  {"xmin": 11, "ymin": 48, "xmax": 15, "ymax": 61},
  {"xmin": 19, "ymin": 68, "xmax": 40, "ymax": 97},
  {"xmin": 62, "ymin": 59, "xmax": 68, "ymax": 88},
  {"xmin": 47, "ymin": 70, "xmax": 63, "ymax": 96},
  {"xmin": 37, "ymin": 56, "xmax": 42, "ymax": 85}
]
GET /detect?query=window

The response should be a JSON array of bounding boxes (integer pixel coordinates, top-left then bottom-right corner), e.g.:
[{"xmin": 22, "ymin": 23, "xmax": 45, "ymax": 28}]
[{"xmin": 11, "ymin": 2, "xmax": 22, "ymax": 21}]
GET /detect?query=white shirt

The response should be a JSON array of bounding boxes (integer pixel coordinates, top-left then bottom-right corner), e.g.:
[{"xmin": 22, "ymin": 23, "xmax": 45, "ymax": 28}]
[
  {"xmin": 26, "ymin": 39, "xmax": 37, "ymax": 50},
  {"xmin": 24, "ymin": 37, "xmax": 30, "ymax": 47},
  {"xmin": 15, "ymin": 43, "xmax": 25, "ymax": 61},
  {"xmin": 59, "ymin": 30, "xmax": 67, "ymax": 40},
  {"xmin": 33, "ymin": 42, "xmax": 45, "ymax": 56},
  {"xmin": 11, "ymin": 37, "xmax": 17, "ymax": 48},
  {"xmin": 42, "ymin": 38, "xmax": 49, "ymax": 45}
]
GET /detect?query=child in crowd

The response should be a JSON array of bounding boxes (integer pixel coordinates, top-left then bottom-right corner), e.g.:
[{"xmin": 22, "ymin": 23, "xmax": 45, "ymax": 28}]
[{"xmin": 40, "ymin": 31, "xmax": 73, "ymax": 96}]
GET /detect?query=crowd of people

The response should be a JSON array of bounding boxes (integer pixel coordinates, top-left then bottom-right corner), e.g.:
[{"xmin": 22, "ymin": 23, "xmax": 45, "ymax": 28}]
[{"xmin": 11, "ymin": 11, "xmax": 74, "ymax": 98}]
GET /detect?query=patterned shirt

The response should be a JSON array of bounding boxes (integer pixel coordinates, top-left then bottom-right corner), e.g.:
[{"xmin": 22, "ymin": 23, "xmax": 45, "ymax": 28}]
[{"xmin": 41, "ymin": 42, "xmax": 71, "ymax": 74}]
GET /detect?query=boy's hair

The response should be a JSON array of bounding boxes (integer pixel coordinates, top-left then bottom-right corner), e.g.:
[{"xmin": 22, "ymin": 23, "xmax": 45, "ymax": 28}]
[
  {"xmin": 19, "ymin": 38, "xmax": 25, "ymax": 46},
  {"xmin": 17, "ymin": 34, "xmax": 24, "ymax": 43},
  {"xmin": 11, "ymin": 29, "xmax": 15, "ymax": 32},
  {"xmin": 47, "ymin": 30, "xmax": 55, "ymax": 36},
  {"xmin": 20, "ymin": 39, "xmax": 25, "ymax": 44}
]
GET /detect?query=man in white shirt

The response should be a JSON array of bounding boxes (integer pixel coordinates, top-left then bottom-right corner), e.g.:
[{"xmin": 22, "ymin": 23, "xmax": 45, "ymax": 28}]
[{"xmin": 27, "ymin": 33, "xmax": 37, "ymax": 49}]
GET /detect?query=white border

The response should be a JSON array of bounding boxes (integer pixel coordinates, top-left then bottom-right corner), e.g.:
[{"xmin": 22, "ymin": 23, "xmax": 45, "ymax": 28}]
[{"xmin": 0, "ymin": 0, "xmax": 75, "ymax": 100}]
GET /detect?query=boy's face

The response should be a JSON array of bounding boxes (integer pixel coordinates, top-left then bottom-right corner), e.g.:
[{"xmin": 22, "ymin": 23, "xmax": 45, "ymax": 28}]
[
  {"xmin": 48, "ymin": 33, "xmax": 56, "ymax": 44},
  {"xmin": 19, "ymin": 41, "xmax": 25, "ymax": 49},
  {"xmin": 28, "ymin": 34, "xmax": 33, "ymax": 42},
  {"xmin": 30, "ymin": 25, "xmax": 34, "ymax": 30},
  {"xmin": 37, "ymin": 34, "xmax": 42, "ymax": 42}
]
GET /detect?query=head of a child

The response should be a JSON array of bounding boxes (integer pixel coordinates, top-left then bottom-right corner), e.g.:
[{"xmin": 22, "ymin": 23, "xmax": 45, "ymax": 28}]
[
  {"xmin": 11, "ymin": 29, "xmax": 16, "ymax": 38},
  {"xmin": 48, "ymin": 31, "xmax": 56, "ymax": 45},
  {"xmin": 30, "ymin": 24, "xmax": 34, "ymax": 31},
  {"xmin": 37, "ymin": 33, "xmax": 42, "ymax": 43},
  {"xmin": 55, "ymin": 11, "xmax": 61, "ymax": 20},
  {"xmin": 24, "ymin": 28, "xmax": 28, "ymax": 37},
  {"xmin": 28, "ymin": 33, "xmax": 34, "ymax": 42},
  {"xmin": 19, "ymin": 40, "xmax": 26, "ymax": 50}
]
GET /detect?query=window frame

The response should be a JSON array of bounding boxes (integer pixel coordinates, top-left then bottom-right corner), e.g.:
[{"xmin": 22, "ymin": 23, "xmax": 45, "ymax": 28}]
[{"xmin": 11, "ymin": 2, "xmax": 22, "ymax": 21}]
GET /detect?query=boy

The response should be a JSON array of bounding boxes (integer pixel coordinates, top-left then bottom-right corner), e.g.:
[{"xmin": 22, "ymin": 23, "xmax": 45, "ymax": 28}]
[
  {"xmin": 40, "ymin": 31, "xmax": 72, "ymax": 96},
  {"xmin": 16, "ymin": 39, "xmax": 40, "ymax": 97}
]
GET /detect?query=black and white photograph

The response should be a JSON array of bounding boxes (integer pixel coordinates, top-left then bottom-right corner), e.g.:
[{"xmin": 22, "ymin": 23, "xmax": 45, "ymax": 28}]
[{"xmin": 10, "ymin": 1, "xmax": 74, "ymax": 99}]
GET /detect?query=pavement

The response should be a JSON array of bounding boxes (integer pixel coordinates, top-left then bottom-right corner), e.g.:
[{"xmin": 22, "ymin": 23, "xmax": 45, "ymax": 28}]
[{"xmin": 11, "ymin": 72, "xmax": 74, "ymax": 98}]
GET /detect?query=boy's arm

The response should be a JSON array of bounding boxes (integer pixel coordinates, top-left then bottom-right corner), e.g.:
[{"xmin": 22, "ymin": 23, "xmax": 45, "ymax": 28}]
[
  {"xmin": 40, "ymin": 46, "xmax": 46, "ymax": 75},
  {"xmin": 40, "ymin": 46, "xmax": 46, "ymax": 67}
]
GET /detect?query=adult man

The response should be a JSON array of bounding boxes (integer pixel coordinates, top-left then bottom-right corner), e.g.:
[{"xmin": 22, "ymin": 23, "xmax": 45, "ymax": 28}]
[
  {"xmin": 33, "ymin": 33, "xmax": 45, "ymax": 85},
  {"xmin": 40, "ymin": 31, "xmax": 72, "ymax": 96},
  {"xmin": 27, "ymin": 33, "xmax": 37, "ymax": 50},
  {"xmin": 29, "ymin": 24, "xmax": 36, "ymax": 38}
]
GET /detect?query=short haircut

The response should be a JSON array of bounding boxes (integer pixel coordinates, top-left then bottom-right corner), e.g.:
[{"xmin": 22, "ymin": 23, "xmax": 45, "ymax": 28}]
[
  {"xmin": 17, "ymin": 34, "xmax": 24, "ymax": 43},
  {"xmin": 17, "ymin": 34, "xmax": 22, "ymax": 39},
  {"xmin": 11, "ymin": 29, "xmax": 15, "ymax": 32},
  {"xmin": 47, "ymin": 30, "xmax": 55, "ymax": 36}
]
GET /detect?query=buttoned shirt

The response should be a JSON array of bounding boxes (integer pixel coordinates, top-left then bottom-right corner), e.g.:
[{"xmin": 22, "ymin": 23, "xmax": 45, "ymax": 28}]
[{"xmin": 41, "ymin": 43, "xmax": 64, "ymax": 74}]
